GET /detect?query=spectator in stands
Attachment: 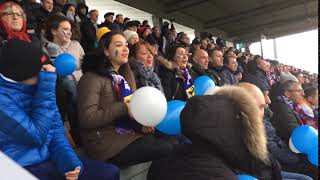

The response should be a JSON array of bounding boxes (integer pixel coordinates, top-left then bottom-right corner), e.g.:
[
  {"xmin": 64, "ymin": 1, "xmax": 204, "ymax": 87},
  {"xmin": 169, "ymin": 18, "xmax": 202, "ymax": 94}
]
[
  {"xmin": 27, "ymin": 0, "xmax": 52, "ymax": 37},
  {"xmin": 189, "ymin": 37, "xmax": 201, "ymax": 54},
  {"xmin": 129, "ymin": 41, "xmax": 164, "ymax": 92},
  {"xmin": 299, "ymin": 85, "xmax": 318, "ymax": 129},
  {"xmin": 0, "ymin": 1, "xmax": 32, "ymax": 44},
  {"xmin": 216, "ymin": 36, "xmax": 225, "ymax": 47},
  {"xmin": 157, "ymin": 45, "xmax": 195, "ymax": 101},
  {"xmin": 237, "ymin": 54, "xmax": 249, "ymax": 75},
  {"xmin": 303, "ymin": 75, "xmax": 311, "ymax": 88},
  {"xmin": 142, "ymin": 20, "xmax": 149, "ymax": 27},
  {"xmin": 80, "ymin": 9, "xmax": 98, "ymax": 53},
  {"xmin": 145, "ymin": 34, "xmax": 160, "ymax": 56},
  {"xmin": 0, "ymin": 38, "xmax": 119, "ymax": 180},
  {"xmin": 44, "ymin": 15, "xmax": 85, "ymax": 141},
  {"xmin": 270, "ymin": 80, "xmax": 304, "ymax": 144},
  {"xmin": 76, "ymin": 2, "xmax": 88, "ymax": 20},
  {"xmin": 62, "ymin": 3, "xmax": 81, "ymax": 42},
  {"xmin": 269, "ymin": 71, "xmax": 298, "ymax": 103},
  {"xmin": 98, "ymin": 12, "xmax": 114, "ymax": 30},
  {"xmin": 294, "ymin": 72, "xmax": 305, "ymax": 87},
  {"xmin": 151, "ymin": 26, "xmax": 161, "ymax": 47},
  {"xmin": 245, "ymin": 55, "xmax": 271, "ymax": 90},
  {"xmin": 207, "ymin": 47, "xmax": 225, "ymax": 86},
  {"xmin": 52, "ymin": 0, "xmax": 66, "ymax": 15},
  {"xmin": 148, "ymin": 85, "xmax": 282, "ymax": 180},
  {"xmin": 175, "ymin": 32, "xmax": 190, "ymax": 48},
  {"xmin": 22, "ymin": 0, "xmax": 40, "ymax": 34},
  {"xmin": 126, "ymin": 20, "xmax": 138, "ymax": 32},
  {"xmin": 123, "ymin": 17, "xmax": 130, "ymax": 26},
  {"xmin": 238, "ymin": 83, "xmax": 313, "ymax": 180},
  {"xmin": 191, "ymin": 49, "xmax": 221, "ymax": 85},
  {"xmin": 200, "ymin": 38, "xmax": 208, "ymax": 50},
  {"xmin": 222, "ymin": 53, "xmax": 238, "ymax": 85},
  {"xmin": 234, "ymin": 65, "xmax": 243, "ymax": 82},
  {"xmin": 123, "ymin": 29, "xmax": 139, "ymax": 51},
  {"xmin": 78, "ymin": 31, "xmax": 181, "ymax": 167},
  {"xmin": 113, "ymin": 14, "xmax": 125, "ymax": 31},
  {"xmin": 45, "ymin": 15, "xmax": 84, "ymax": 82},
  {"xmin": 138, "ymin": 25, "xmax": 152, "ymax": 41}
]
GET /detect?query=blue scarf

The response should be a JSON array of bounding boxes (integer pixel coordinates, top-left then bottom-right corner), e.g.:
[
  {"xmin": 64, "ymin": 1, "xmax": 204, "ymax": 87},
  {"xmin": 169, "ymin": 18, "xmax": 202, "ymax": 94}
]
[{"xmin": 110, "ymin": 73, "xmax": 136, "ymax": 135}]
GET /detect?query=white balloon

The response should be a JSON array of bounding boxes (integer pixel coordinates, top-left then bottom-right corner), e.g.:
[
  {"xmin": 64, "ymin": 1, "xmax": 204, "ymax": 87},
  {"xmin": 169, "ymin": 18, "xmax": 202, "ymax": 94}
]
[
  {"xmin": 204, "ymin": 86, "xmax": 221, "ymax": 95},
  {"xmin": 289, "ymin": 138, "xmax": 301, "ymax": 153},
  {"xmin": 129, "ymin": 87, "xmax": 167, "ymax": 127}
]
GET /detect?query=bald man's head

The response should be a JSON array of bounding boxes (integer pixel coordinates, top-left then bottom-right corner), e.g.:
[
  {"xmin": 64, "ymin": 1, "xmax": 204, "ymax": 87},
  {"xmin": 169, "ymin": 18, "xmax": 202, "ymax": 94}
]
[
  {"xmin": 193, "ymin": 49, "xmax": 209, "ymax": 69},
  {"xmin": 237, "ymin": 82, "xmax": 267, "ymax": 118}
]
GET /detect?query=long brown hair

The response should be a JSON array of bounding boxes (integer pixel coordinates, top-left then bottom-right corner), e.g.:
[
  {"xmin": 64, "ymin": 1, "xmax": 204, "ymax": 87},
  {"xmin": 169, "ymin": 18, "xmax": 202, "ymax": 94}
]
[{"xmin": 103, "ymin": 31, "xmax": 137, "ymax": 90}]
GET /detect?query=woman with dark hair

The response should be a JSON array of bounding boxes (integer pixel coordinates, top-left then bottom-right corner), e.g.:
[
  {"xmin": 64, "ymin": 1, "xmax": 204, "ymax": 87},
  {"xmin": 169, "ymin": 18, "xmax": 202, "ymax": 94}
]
[
  {"xmin": 156, "ymin": 45, "xmax": 195, "ymax": 101},
  {"xmin": 78, "ymin": 31, "xmax": 181, "ymax": 167},
  {"xmin": 62, "ymin": 3, "xmax": 81, "ymax": 42},
  {"xmin": 44, "ymin": 15, "xmax": 84, "ymax": 82},
  {"xmin": 0, "ymin": 1, "xmax": 31, "ymax": 44},
  {"xmin": 44, "ymin": 15, "xmax": 84, "ymax": 143},
  {"xmin": 129, "ymin": 41, "xmax": 164, "ymax": 92}
]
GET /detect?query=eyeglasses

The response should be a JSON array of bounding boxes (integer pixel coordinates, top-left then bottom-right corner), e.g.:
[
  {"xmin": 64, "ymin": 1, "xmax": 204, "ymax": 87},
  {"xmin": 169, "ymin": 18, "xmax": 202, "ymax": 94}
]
[
  {"xmin": 1, "ymin": 12, "xmax": 24, "ymax": 18},
  {"xmin": 288, "ymin": 89, "xmax": 304, "ymax": 93}
]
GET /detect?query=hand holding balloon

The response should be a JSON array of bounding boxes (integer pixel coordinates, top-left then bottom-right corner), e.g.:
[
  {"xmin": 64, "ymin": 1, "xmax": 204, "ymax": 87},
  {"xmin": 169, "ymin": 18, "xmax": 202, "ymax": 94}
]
[
  {"xmin": 129, "ymin": 87, "xmax": 167, "ymax": 127},
  {"xmin": 54, "ymin": 53, "xmax": 77, "ymax": 76}
]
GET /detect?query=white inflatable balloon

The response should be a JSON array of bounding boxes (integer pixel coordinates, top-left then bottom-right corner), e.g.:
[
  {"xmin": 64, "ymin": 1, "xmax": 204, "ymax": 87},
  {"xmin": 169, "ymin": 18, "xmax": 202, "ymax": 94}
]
[
  {"xmin": 130, "ymin": 87, "xmax": 167, "ymax": 127},
  {"xmin": 289, "ymin": 138, "xmax": 301, "ymax": 153},
  {"xmin": 204, "ymin": 86, "xmax": 221, "ymax": 95}
]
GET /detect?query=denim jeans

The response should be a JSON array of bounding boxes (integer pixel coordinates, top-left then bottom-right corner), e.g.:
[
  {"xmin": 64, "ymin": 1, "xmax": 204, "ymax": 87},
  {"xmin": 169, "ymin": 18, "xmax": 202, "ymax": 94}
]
[{"xmin": 281, "ymin": 171, "xmax": 313, "ymax": 180}]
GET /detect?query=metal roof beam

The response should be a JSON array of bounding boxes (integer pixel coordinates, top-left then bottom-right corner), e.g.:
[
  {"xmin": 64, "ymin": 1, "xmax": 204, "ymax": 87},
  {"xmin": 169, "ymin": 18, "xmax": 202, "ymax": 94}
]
[
  {"xmin": 165, "ymin": 0, "xmax": 209, "ymax": 13},
  {"xmin": 229, "ymin": 13, "xmax": 317, "ymax": 37},
  {"xmin": 204, "ymin": 0, "xmax": 314, "ymax": 29}
]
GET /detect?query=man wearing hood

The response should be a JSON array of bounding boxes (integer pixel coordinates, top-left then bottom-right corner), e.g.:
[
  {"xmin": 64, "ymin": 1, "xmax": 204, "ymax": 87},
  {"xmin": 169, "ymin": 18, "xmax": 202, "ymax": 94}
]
[{"xmin": 148, "ymin": 85, "xmax": 282, "ymax": 180}]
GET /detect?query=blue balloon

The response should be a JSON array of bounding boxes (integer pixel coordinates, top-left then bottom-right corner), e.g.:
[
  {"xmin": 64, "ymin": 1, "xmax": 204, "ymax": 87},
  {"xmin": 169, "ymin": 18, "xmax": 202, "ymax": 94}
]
[
  {"xmin": 307, "ymin": 144, "xmax": 318, "ymax": 166},
  {"xmin": 194, "ymin": 76, "xmax": 215, "ymax": 96},
  {"xmin": 291, "ymin": 125, "xmax": 318, "ymax": 153},
  {"xmin": 156, "ymin": 100, "xmax": 186, "ymax": 135},
  {"xmin": 237, "ymin": 174, "xmax": 257, "ymax": 180},
  {"xmin": 54, "ymin": 53, "xmax": 77, "ymax": 76}
]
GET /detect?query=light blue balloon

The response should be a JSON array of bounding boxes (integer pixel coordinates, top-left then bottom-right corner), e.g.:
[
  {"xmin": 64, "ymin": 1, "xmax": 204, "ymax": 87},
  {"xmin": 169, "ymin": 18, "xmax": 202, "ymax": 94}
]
[
  {"xmin": 54, "ymin": 53, "xmax": 77, "ymax": 76},
  {"xmin": 194, "ymin": 76, "xmax": 215, "ymax": 96},
  {"xmin": 307, "ymin": 144, "xmax": 318, "ymax": 166},
  {"xmin": 156, "ymin": 100, "xmax": 186, "ymax": 135},
  {"xmin": 237, "ymin": 174, "xmax": 257, "ymax": 180},
  {"xmin": 291, "ymin": 125, "xmax": 318, "ymax": 154}
]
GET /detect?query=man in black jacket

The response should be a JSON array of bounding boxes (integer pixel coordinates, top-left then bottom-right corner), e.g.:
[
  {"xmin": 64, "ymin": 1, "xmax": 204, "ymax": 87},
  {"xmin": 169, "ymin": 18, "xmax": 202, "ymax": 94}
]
[
  {"xmin": 80, "ymin": 10, "xmax": 98, "ymax": 53},
  {"xmin": 113, "ymin": 14, "xmax": 125, "ymax": 32},
  {"xmin": 191, "ymin": 49, "xmax": 221, "ymax": 86},
  {"xmin": 29, "ymin": 0, "xmax": 53, "ymax": 37},
  {"xmin": 98, "ymin": 12, "xmax": 114, "ymax": 30},
  {"xmin": 207, "ymin": 47, "xmax": 225, "ymax": 86}
]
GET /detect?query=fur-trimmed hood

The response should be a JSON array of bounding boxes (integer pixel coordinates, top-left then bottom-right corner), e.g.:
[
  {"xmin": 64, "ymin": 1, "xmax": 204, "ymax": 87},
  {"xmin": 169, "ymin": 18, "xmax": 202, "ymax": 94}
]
[
  {"xmin": 155, "ymin": 55, "xmax": 192, "ymax": 71},
  {"xmin": 181, "ymin": 85, "xmax": 270, "ymax": 165}
]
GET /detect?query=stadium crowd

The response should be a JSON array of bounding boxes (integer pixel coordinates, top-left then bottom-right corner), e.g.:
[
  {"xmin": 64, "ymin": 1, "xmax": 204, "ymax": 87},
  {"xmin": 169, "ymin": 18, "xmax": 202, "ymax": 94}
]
[{"xmin": 0, "ymin": 0, "xmax": 318, "ymax": 180}]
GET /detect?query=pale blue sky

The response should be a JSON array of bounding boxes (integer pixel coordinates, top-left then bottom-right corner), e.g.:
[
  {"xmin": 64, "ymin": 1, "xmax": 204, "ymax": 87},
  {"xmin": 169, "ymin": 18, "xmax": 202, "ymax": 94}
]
[{"xmin": 250, "ymin": 30, "xmax": 318, "ymax": 73}]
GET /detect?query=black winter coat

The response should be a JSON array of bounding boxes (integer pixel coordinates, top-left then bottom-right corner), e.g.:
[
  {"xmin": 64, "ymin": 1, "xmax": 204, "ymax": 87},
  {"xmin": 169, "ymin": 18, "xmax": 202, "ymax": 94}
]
[
  {"xmin": 208, "ymin": 64, "xmax": 225, "ymax": 86},
  {"xmin": 148, "ymin": 88, "xmax": 282, "ymax": 180},
  {"xmin": 156, "ymin": 57, "xmax": 196, "ymax": 101},
  {"xmin": 270, "ymin": 98, "xmax": 302, "ymax": 145},
  {"xmin": 79, "ymin": 15, "xmax": 96, "ymax": 53},
  {"xmin": 191, "ymin": 63, "xmax": 222, "ymax": 86}
]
